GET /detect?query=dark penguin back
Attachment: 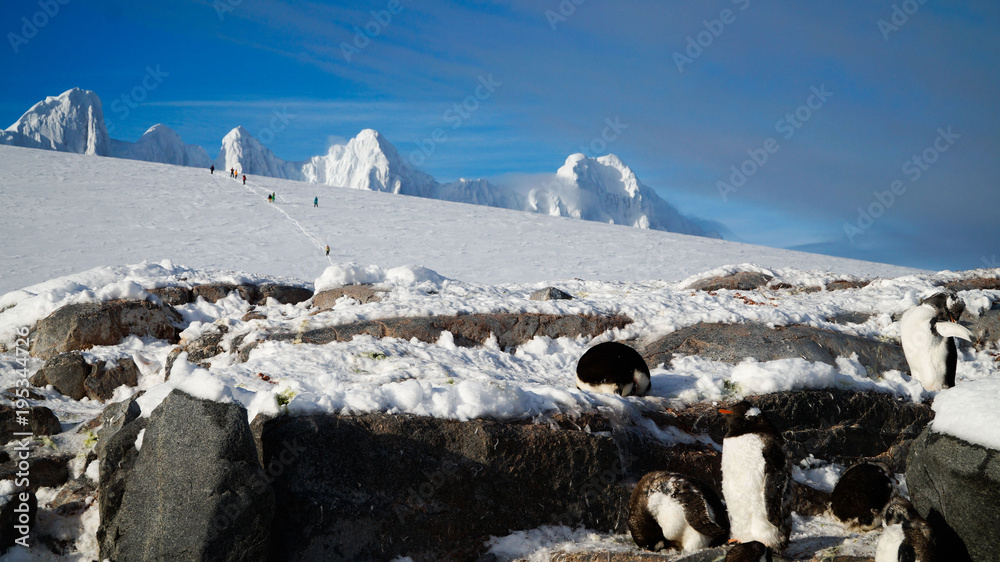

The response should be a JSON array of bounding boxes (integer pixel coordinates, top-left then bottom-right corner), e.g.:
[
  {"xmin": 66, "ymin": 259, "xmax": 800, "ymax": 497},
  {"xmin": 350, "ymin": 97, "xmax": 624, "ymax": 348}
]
[
  {"xmin": 627, "ymin": 471, "xmax": 729, "ymax": 551},
  {"xmin": 830, "ymin": 462, "xmax": 894, "ymax": 530},
  {"xmin": 725, "ymin": 541, "xmax": 772, "ymax": 562},
  {"xmin": 576, "ymin": 341, "xmax": 650, "ymax": 395}
]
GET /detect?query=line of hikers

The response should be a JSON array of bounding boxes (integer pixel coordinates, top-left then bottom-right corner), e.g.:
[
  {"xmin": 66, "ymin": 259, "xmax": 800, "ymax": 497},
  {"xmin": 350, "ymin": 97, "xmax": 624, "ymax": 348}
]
[{"xmin": 211, "ymin": 165, "xmax": 328, "ymax": 257}]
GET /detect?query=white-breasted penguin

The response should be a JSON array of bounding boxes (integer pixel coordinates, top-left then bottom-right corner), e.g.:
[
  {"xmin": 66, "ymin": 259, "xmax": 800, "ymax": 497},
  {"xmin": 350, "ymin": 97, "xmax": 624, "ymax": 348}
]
[
  {"xmin": 575, "ymin": 341, "xmax": 651, "ymax": 397},
  {"xmin": 874, "ymin": 497, "xmax": 936, "ymax": 562},
  {"xmin": 829, "ymin": 462, "xmax": 895, "ymax": 531},
  {"xmin": 719, "ymin": 401, "xmax": 793, "ymax": 551},
  {"xmin": 725, "ymin": 541, "xmax": 773, "ymax": 562},
  {"xmin": 627, "ymin": 471, "xmax": 729, "ymax": 552},
  {"xmin": 900, "ymin": 292, "xmax": 973, "ymax": 391}
]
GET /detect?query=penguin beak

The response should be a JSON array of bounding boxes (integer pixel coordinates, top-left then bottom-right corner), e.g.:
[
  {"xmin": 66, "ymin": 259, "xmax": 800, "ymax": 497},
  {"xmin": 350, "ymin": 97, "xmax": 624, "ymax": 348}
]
[{"xmin": 718, "ymin": 408, "xmax": 733, "ymax": 415}]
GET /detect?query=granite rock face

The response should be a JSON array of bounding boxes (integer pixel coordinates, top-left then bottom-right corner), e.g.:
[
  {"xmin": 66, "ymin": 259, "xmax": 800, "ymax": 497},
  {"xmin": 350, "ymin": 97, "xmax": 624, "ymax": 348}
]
[
  {"xmin": 906, "ymin": 428, "xmax": 1000, "ymax": 562},
  {"xmin": 98, "ymin": 391, "xmax": 274, "ymax": 562}
]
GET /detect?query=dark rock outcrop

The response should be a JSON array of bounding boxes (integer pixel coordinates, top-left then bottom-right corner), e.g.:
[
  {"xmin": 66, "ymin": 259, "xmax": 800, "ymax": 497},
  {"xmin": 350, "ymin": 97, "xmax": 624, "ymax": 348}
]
[
  {"xmin": 34, "ymin": 352, "xmax": 92, "ymax": 400},
  {"xmin": 269, "ymin": 313, "xmax": 632, "ymax": 351},
  {"xmin": 642, "ymin": 322, "xmax": 907, "ymax": 374},
  {"xmin": 260, "ymin": 413, "xmax": 630, "ymax": 562},
  {"xmin": 30, "ymin": 299, "xmax": 182, "ymax": 360},
  {"xmin": 192, "ymin": 283, "xmax": 259, "ymax": 304},
  {"xmin": 530, "ymin": 287, "xmax": 573, "ymax": 301},
  {"xmin": 148, "ymin": 286, "xmax": 192, "ymax": 306},
  {"xmin": 83, "ymin": 358, "xmax": 139, "ymax": 402},
  {"xmin": 34, "ymin": 353, "xmax": 141, "ymax": 403},
  {"xmin": 98, "ymin": 390, "xmax": 273, "ymax": 562},
  {"xmin": 941, "ymin": 276, "xmax": 1000, "ymax": 292},
  {"xmin": 907, "ymin": 428, "xmax": 999, "ymax": 562},
  {"xmin": 0, "ymin": 454, "xmax": 71, "ymax": 491},
  {"xmin": 685, "ymin": 272, "xmax": 772, "ymax": 292},
  {"xmin": 0, "ymin": 487, "xmax": 36, "ymax": 554},
  {"xmin": 0, "ymin": 404, "xmax": 61, "ymax": 444},
  {"xmin": 311, "ymin": 285, "xmax": 383, "ymax": 308},
  {"xmin": 257, "ymin": 284, "xmax": 312, "ymax": 305}
]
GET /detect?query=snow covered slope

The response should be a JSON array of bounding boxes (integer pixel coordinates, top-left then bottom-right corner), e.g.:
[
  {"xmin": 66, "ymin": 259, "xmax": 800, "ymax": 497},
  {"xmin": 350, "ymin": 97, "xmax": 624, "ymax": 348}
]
[{"xmin": 0, "ymin": 143, "xmax": 920, "ymax": 296}]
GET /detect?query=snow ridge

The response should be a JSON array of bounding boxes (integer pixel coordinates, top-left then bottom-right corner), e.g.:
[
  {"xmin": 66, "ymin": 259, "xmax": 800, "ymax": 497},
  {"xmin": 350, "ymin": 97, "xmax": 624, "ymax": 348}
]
[{"xmin": 3, "ymin": 88, "xmax": 708, "ymax": 237}]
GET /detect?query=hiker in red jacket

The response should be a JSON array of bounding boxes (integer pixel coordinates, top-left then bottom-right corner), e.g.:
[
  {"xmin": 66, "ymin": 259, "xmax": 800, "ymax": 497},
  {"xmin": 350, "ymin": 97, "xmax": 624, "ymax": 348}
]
[{"xmin": 243, "ymin": 175, "xmax": 247, "ymax": 185}]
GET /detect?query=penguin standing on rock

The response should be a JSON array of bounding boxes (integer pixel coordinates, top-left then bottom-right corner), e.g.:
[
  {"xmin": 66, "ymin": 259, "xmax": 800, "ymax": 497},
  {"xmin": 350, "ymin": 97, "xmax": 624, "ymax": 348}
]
[
  {"xmin": 719, "ymin": 401, "xmax": 793, "ymax": 551},
  {"xmin": 627, "ymin": 471, "xmax": 729, "ymax": 552},
  {"xmin": 829, "ymin": 462, "xmax": 895, "ymax": 531},
  {"xmin": 900, "ymin": 292, "xmax": 974, "ymax": 391},
  {"xmin": 575, "ymin": 341, "xmax": 650, "ymax": 397},
  {"xmin": 725, "ymin": 541, "xmax": 773, "ymax": 562},
  {"xmin": 875, "ymin": 497, "xmax": 936, "ymax": 562}
]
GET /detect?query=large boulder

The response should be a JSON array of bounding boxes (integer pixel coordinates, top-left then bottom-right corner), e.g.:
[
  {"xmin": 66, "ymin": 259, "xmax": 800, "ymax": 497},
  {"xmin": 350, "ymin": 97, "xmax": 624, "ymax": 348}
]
[
  {"xmin": 256, "ymin": 284, "xmax": 312, "ymax": 305},
  {"xmin": 642, "ymin": 322, "xmax": 908, "ymax": 374},
  {"xmin": 269, "ymin": 313, "xmax": 633, "ymax": 351},
  {"xmin": 260, "ymin": 413, "xmax": 633, "ymax": 561},
  {"xmin": 906, "ymin": 428, "xmax": 1000, "ymax": 562},
  {"xmin": 83, "ymin": 358, "xmax": 140, "ymax": 402},
  {"xmin": 311, "ymin": 285, "xmax": 384, "ymax": 308},
  {"xmin": 30, "ymin": 299, "xmax": 182, "ymax": 360},
  {"xmin": 33, "ymin": 352, "xmax": 92, "ymax": 400},
  {"xmin": 0, "ymin": 404, "xmax": 61, "ymax": 444},
  {"xmin": 684, "ymin": 271, "xmax": 773, "ymax": 292},
  {"xmin": 34, "ymin": 353, "xmax": 141, "ymax": 402},
  {"xmin": 98, "ymin": 390, "xmax": 273, "ymax": 561}
]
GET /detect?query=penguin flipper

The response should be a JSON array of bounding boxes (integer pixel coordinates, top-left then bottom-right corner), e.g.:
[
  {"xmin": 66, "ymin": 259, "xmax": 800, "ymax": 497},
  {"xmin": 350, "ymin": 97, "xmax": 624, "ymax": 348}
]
[
  {"xmin": 762, "ymin": 440, "xmax": 792, "ymax": 542},
  {"xmin": 934, "ymin": 321, "xmax": 973, "ymax": 342}
]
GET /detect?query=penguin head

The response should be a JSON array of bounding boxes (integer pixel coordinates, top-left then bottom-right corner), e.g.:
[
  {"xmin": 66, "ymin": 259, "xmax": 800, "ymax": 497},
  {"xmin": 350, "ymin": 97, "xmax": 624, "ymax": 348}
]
[
  {"xmin": 882, "ymin": 496, "xmax": 916, "ymax": 526},
  {"xmin": 718, "ymin": 400, "xmax": 778, "ymax": 438},
  {"xmin": 921, "ymin": 291, "xmax": 964, "ymax": 322}
]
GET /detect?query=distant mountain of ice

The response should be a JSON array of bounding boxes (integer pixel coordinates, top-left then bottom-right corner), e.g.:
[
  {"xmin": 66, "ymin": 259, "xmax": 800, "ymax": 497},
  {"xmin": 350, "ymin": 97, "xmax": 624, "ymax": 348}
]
[{"xmin": 2, "ymin": 88, "xmax": 710, "ymax": 237}]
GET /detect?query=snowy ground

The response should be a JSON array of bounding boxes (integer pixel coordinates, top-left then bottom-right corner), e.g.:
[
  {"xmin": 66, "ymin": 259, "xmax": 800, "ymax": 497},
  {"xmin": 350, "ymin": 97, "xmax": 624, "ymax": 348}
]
[{"xmin": 1, "ymin": 145, "xmax": 998, "ymax": 560}]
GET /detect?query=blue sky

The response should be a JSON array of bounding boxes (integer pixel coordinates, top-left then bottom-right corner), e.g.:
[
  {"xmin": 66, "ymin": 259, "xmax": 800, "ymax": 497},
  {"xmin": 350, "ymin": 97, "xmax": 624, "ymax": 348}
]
[{"xmin": 2, "ymin": 0, "xmax": 998, "ymax": 271}]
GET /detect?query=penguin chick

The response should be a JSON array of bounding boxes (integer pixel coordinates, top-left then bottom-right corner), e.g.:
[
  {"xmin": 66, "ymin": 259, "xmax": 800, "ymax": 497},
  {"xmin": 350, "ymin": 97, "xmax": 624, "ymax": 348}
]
[
  {"xmin": 628, "ymin": 471, "xmax": 729, "ymax": 552},
  {"xmin": 829, "ymin": 462, "xmax": 894, "ymax": 531},
  {"xmin": 719, "ymin": 400, "xmax": 793, "ymax": 551},
  {"xmin": 575, "ymin": 341, "xmax": 650, "ymax": 397},
  {"xmin": 725, "ymin": 541, "xmax": 773, "ymax": 562},
  {"xmin": 901, "ymin": 292, "xmax": 973, "ymax": 391},
  {"xmin": 875, "ymin": 497, "xmax": 936, "ymax": 562}
]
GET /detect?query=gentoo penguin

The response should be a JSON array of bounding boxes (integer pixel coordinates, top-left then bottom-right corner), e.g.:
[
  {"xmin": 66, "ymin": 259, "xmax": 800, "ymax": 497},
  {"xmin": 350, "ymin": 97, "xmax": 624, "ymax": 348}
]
[
  {"xmin": 725, "ymin": 541, "xmax": 773, "ymax": 562},
  {"xmin": 719, "ymin": 400, "xmax": 793, "ymax": 551},
  {"xmin": 627, "ymin": 471, "xmax": 729, "ymax": 552},
  {"xmin": 829, "ymin": 462, "xmax": 894, "ymax": 531},
  {"xmin": 875, "ymin": 497, "xmax": 936, "ymax": 562},
  {"xmin": 575, "ymin": 341, "xmax": 650, "ymax": 397},
  {"xmin": 900, "ymin": 292, "xmax": 973, "ymax": 391}
]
